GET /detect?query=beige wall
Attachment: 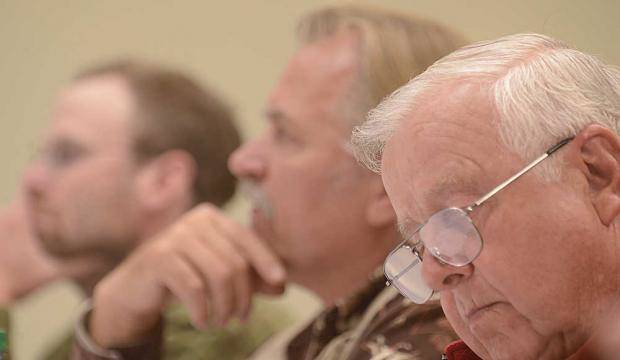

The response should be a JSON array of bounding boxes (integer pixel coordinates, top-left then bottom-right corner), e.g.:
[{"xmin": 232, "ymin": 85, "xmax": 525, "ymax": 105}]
[{"xmin": 1, "ymin": 0, "xmax": 618, "ymax": 358}]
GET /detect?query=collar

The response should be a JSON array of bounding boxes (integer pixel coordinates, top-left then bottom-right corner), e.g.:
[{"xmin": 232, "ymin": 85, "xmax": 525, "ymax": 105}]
[
  {"xmin": 286, "ymin": 268, "xmax": 386, "ymax": 359},
  {"xmin": 443, "ymin": 340, "xmax": 482, "ymax": 360}
]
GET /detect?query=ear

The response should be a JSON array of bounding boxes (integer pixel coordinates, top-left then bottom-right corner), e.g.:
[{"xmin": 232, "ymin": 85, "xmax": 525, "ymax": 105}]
[
  {"xmin": 364, "ymin": 174, "xmax": 396, "ymax": 228},
  {"xmin": 573, "ymin": 124, "xmax": 620, "ymax": 226},
  {"xmin": 135, "ymin": 150, "xmax": 196, "ymax": 213}
]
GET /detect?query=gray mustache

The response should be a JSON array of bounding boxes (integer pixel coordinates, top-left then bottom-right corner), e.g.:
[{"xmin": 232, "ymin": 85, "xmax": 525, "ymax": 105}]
[{"xmin": 239, "ymin": 181, "xmax": 274, "ymax": 219}]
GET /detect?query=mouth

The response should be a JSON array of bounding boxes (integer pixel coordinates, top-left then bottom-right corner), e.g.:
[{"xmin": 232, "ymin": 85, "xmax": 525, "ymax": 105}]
[{"xmin": 466, "ymin": 302, "xmax": 502, "ymax": 323}]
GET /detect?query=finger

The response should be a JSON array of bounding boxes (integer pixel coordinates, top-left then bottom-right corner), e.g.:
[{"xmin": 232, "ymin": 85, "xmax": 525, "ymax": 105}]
[
  {"xmin": 205, "ymin": 205, "xmax": 286, "ymax": 285},
  {"xmin": 192, "ymin": 224, "xmax": 253, "ymax": 321},
  {"xmin": 254, "ymin": 276, "xmax": 286, "ymax": 296},
  {"xmin": 160, "ymin": 254, "xmax": 209, "ymax": 329},
  {"xmin": 177, "ymin": 232, "xmax": 236, "ymax": 326}
]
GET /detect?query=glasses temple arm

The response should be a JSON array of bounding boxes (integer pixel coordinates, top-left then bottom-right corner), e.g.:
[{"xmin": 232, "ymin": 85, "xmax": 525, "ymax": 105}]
[{"xmin": 466, "ymin": 137, "xmax": 574, "ymax": 212}]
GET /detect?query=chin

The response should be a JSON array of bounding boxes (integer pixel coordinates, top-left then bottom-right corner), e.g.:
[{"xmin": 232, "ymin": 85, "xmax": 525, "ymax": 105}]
[
  {"xmin": 37, "ymin": 233, "xmax": 74, "ymax": 258},
  {"xmin": 467, "ymin": 316, "xmax": 558, "ymax": 360},
  {"xmin": 441, "ymin": 296, "xmax": 488, "ymax": 359}
]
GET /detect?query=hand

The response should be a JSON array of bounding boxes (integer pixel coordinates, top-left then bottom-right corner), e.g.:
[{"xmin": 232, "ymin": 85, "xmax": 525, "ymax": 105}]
[
  {"xmin": 0, "ymin": 199, "xmax": 62, "ymax": 304},
  {"xmin": 0, "ymin": 197, "xmax": 120, "ymax": 304},
  {"xmin": 89, "ymin": 203, "xmax": 286, "ymax": 348}
]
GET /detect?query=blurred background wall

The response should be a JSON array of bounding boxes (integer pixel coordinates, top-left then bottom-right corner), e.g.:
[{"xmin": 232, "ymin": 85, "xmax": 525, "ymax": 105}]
[{"xmin": 0, "ymin": 0, "xmax": 618, "ymax": 358}]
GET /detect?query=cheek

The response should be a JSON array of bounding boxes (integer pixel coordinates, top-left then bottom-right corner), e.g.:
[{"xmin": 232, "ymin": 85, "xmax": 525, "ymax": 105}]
[
  {"xmin": 267, "ymin": 176, "xmax": 327, "ymax": 253},
  {"xmin": 267, "ymin": 155, "xmax": 334, "ymax": 218},
  {"xmin": 441, "ymin": 294, "xmax": 467, "ymax": 337},
  {"xmin": 478, "ymin": 198, "xmax": 595, "ymax": 333},
  {"xmin": 264, "ymin": 153, "xmax": 356, "ymax": 255},
  {"xmin": 66, "ymin": 171, "xmax": 134, "ymax": 221},
  {"xmin": 44, "ymin": 179, "xmax": 80, "ymax": 220}
]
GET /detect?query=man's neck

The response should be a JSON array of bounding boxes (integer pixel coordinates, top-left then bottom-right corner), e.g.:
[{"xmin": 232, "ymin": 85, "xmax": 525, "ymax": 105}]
[
  {"xmin": 71, "ymin": 255, "xmax": 123, "ymax": 296},
  {"xmin": 303, "ymin": 265, "xmax": 380, "ymax": 307},
  {"xmin": 297, "ymin": 231, "xmax": 397, "ymax": 307},
  {"xmin": 76, "ymin": 208, "xmax": 188, "ymax": 295},
  {"xmin": 569, "ymin": 303, "xmax": 620, "ymax": 360}
]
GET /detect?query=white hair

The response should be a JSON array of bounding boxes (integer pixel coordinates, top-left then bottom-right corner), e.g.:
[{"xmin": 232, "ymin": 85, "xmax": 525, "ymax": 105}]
[{"xmin": 351, "ymin": 33, "xmax": 620, "ymax": 180}]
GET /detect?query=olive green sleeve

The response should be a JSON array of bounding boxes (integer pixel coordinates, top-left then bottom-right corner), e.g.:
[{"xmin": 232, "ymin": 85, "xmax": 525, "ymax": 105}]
[
  {"xmin": 41, "ymin": 332, "xmax": 73, "ymax": 360},
  {"xmin": 163, "ymin": 297, "xmax": 297, "ymax": 360}
]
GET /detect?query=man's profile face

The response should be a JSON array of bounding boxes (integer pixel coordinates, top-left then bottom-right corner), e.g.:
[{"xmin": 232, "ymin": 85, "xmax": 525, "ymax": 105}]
[
  {"xmin": 23, "ymin": 75, "xmax": 142, "ymax": 259},
  {"xmin": 380, "ymin": 81, "xmax": 618, "ymax": 359},
  {"xmin": 229, "ymin": 33, "xmax": 378, "ymax": 280}
]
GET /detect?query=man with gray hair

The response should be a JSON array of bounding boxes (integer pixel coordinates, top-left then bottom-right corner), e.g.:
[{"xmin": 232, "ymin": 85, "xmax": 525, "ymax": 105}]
[
  {"xmin": 72, "ymin": 4, "xmax": 467, "ymax": 359},
  {"xmin": 352, "ymin": 33, "xmax": 620, "ymax": 359}
]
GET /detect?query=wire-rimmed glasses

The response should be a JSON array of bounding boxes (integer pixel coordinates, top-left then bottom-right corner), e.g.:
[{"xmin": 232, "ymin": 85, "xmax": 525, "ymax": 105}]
[{"xmin": 384, "ymin": 137, "xmax": 574, "ymax": 304}]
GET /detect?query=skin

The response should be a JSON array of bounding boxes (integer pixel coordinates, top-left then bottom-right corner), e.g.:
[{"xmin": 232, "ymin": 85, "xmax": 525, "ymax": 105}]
[
  {"xmin": 381, "ymin": 80, "xmax": 620, "ymax": 359},
  {"xmin": 89, "ymin": 32, "xmax": 398, "ymax": 348}
]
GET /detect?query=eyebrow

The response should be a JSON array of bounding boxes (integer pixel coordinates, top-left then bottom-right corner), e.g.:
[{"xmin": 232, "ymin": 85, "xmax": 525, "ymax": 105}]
[
  {"xmin": 264, "ymin": 108, "xmax": 300, "ymax": 132},
  {"xmin": 395, "ymin": 180, "xmax": 480, "ymax": 242},
  {"xmin": 427, "ymin": 175, "xmax": 481, "ymax": 208},
  {"xmin": 420, "ymin": 155, "xmax": 487, "ymax": 212},
  {"xmin": 264, "ymin": 108, "xmax": 282, "ymax": 121},
  {"xmin": 264, "ymin": 108, "xmax": 292, "ymax": 125},
  {"xmin": 45, "ymin": 137, "xmax": 86, "ymax": 152}
]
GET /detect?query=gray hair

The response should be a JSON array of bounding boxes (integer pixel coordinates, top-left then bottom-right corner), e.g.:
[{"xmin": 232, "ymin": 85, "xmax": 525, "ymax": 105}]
[
  {"xmin": 352, "ymin": 33, "xmax": 620, "ymax": 180},
  {"xmin": 296, "ymin": 4, "xmax": 466, "ymax": 129}
]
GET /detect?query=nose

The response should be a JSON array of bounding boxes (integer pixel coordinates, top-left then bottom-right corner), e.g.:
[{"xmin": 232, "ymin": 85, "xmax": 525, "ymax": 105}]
[
  {"xmin": 22, "ymin": 160, "xmax": 49, "ymax": 198},
  {"xmin": 228, "ymin": 136, "xmax": 267, "ymax": 183},
  {"xmin": 421, "ymin": 251, "xmax": 473, "ymax": 292}
]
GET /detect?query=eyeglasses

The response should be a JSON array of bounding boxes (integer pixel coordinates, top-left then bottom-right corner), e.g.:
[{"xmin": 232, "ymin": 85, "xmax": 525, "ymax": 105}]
[{"xmin": 384, "ymin": 137, "xmax": 574, "ymax": 304}]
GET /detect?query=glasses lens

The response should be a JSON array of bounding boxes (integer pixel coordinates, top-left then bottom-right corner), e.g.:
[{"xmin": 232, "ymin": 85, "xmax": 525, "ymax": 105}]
[
  {"xmin": 384, "ymin": 245, "xmax": 433, "ymax": 304},
  {"xmin": 420, "ymin": 207, "xmax": 482, "ymax": 267}
]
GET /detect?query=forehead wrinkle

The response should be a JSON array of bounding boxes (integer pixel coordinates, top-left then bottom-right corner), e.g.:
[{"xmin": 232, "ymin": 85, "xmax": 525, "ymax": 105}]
[
  {"xmin": 402, "ymin": 84, "xmax": 501, "ymax": 153},
  {"xmin": 406, "ymin": 117, "xmax": 489, "ymax": 142}
]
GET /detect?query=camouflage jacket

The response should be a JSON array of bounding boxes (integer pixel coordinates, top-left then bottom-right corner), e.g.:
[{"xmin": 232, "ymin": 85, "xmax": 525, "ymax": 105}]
[
  {"xmin": 72, "ymin": 276, "xmax": 457, "ymax": 360},
  {"xmin": 278, "ymin": 276, "xmax": 457, "ymax": 360}
]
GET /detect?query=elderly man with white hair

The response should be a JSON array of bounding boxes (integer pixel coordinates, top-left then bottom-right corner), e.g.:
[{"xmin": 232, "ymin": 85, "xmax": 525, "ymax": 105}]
[{"xmin": 352, "ymin": 33, "xmax": 620, "ymax": 359}]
